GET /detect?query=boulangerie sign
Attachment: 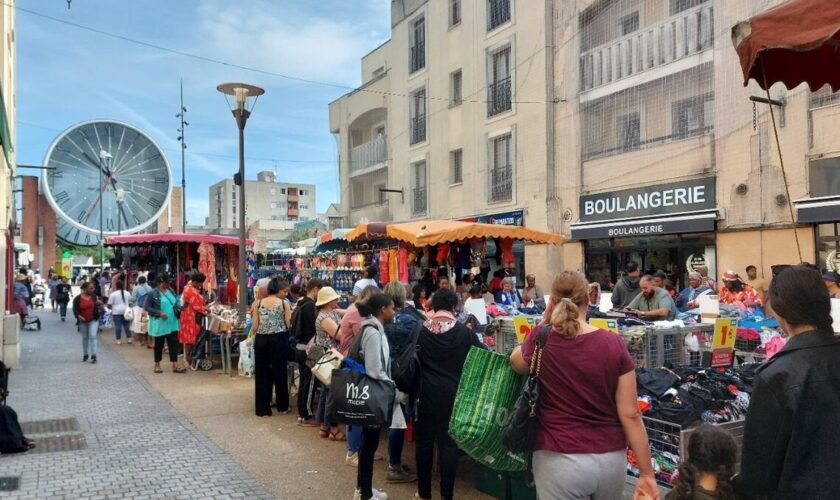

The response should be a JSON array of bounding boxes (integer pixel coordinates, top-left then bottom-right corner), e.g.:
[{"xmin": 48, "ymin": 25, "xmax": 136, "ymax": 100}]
[{"xmin": 580, "ymin": 177, "xmax": 716, "ymax": 222}]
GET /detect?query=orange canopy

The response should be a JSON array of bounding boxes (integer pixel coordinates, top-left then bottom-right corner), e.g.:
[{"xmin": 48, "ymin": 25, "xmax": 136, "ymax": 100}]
[{"xmin": 345, "ymin": 220, "xmax": 563, "ymax": 247}]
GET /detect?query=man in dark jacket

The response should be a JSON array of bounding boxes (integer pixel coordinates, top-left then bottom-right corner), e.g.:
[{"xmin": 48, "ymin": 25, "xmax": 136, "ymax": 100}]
[
  {"xmin": 291, "ymin": 278, "xmax": 325, "ymax": 425},
  {"xmin": 611, "ymin": 261, "xmax": 641, "ymax": 309},
  {"xmin": 415, "ymin": 289, "xmax": 484, "ymax": 500}
]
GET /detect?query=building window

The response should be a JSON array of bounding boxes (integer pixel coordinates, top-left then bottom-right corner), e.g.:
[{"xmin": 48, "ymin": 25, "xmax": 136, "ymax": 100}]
[
  {"xmin": 672, "ymin": 95, "xmax": 712, "ymax": 139},
  {"xmin": 450, "ymin": 70, "xmax": 463, "ymax": 106},
  {"xmin": 281, "ymin": 188, "xmax": 286, "ymax": 195},
  {"xmin": 450, "ymin": 0, "xmax": 462, "ymax": 26},
  {"xmin": 270, "ymin": 202, "xmax": 277, "ymax": 209},
  {"xmin": 490, "ymin": 134, "xmax": 513, "ymax": 202},
  {"xmin": 300, "ymin": 189, "xmax": 308, "ymax": 196},
  {"xmin": 618, "ymin": 113, "xmax": 641, "ymax": 152},
  {"xmin": 620, "ymin": 12, "xmax": 639, "ymax": 35},
  {"xmin": 670, "ymin": 0, "xmax": 707, "ymax": 15},
  {"xmin": 410, "ymin": 87, "xmax": 427, "ymax": 145},
  {"xmin": 450, "ymin": 149, "xmax": 463, "ymax": 184},
  {"xmin": 300, "ymin": 204, "xmax": 309, "ymax": 210},
  {"xmin": 409, "ymin": 16, "xmax": 426, "ymax": 74},
  {"xmin": 487, "ymin": 0, "xmax": 511, "ymax": 31},
  {"xmin": 412, "ymin": 160, "xmax": 428, "ymax": 215},
  {"xmin": 488, "ymin": 46, "xmax": 512, "ymax": 117}
]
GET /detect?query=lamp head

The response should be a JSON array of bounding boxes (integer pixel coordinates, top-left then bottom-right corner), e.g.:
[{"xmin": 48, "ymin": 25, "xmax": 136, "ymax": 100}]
[{"xmin": 216, "ymin": 82, "xmax": 265, "ymax": 114}]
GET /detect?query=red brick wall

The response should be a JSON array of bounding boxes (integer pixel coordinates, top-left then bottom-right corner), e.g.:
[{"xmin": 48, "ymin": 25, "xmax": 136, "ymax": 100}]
[{"xmin": 20, "ymin": 176, "xmax": 57, "ymax": 273}]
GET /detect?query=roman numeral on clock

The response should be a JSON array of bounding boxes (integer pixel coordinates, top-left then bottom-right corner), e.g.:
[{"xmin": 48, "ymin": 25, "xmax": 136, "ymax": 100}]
[
  {"xmin": 54, "ymin": 191, "xmax": 70, "ymax": 205},
  {"xmin": 133, "ymin": 213, "xmax": 141, "ymax": 225},
  {"xmin": 154, "ymin": 176, "xmax": 167, "ymax": 184},
  {"xmin": 147, "ymin": 198, "xmax": 162, "ymax": 210},
  {"xmin": 77, "ymin": 210, "xmax": 87, "ymax": 223}
]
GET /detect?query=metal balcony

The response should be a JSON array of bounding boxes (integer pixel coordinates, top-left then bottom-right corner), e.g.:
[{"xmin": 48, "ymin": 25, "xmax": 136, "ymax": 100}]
[
  {"xmin": 412, "ymin": 187, "xmax": 427, "ymax": 215},
  {"xmin": 487, "ymin": 77, "xmax": 512, "ymax": 117},
  {"xmin": 410, "ymin": 115, "xmax": 426, "ymax": 145},
  {"xmin": 489, "ymin": 165, "xmax": 512, "ymax": 202}
]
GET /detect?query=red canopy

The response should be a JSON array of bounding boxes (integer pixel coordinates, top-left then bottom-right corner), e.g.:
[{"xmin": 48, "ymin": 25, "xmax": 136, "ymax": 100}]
[
  {"xmin": 105, "ymin": 233, "xmax": 253, "ymax": 247},
  {"xmin": 733, "ymin": 0, "xmax": 840, "ymax": 90}
]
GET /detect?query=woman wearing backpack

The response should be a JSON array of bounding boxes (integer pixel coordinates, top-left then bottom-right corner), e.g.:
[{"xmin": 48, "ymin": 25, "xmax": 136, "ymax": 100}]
[
  {"xmin": 144, "ymin": 273, "xmax": 185, "ymax": 374},
  {"xmin": 107, "ymin": 280, "xmax": 132, "ymax": 345}
]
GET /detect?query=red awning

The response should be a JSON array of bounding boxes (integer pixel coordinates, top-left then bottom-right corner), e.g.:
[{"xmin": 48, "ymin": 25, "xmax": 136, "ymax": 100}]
[
  {"xmin": 733, "ymin": 0, "xmax": 840, "ymax": 90},
  {"xmin": 105, "ymin": 233, "xmax": 253, "ymax": 247}
]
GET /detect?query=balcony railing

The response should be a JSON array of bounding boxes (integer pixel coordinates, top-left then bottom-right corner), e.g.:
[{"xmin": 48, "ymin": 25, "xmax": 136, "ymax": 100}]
[
  {"xmin": 487, "ymin": 0, "xmax": 511, "ymax": 31},
  {"xmin": 580, "ymin": 3, "xmax": 713, "ymax": 92},
  {"xmin": 350, "ymin": 135, "xmax": 387, "ymax": 173},
  {"xmin": 487, "ymin": 76, "xmax": 512, "ymax": 117},
  {"xmin": 412, "ymin": 186, "xmax": 427, "ymax": 215},
  {"xmin": 410, "ymin": 42, "xmax": 425, "ymax": 73},
  {"xmin": 489, "ymin": 165, "xmax": 512, "ymax": 202},
  {"xmin": 410, "ymin": 115, "xmax": 426, "ymax": 145}
]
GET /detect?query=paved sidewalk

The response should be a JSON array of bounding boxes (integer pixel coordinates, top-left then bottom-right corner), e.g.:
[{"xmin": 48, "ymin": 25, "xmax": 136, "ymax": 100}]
[{"xmin": 0, "ymin": 309, "xmax": 273, "ymax": 500}]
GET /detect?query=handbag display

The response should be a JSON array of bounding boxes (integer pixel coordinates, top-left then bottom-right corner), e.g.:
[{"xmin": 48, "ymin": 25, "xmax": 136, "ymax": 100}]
[
  {"xmin": 503, "ymin": 324, "xmax": 549, "ymax": 456},
  {"xmin": 311, "ymin": 347, "xmax": 345, "ymax": 387}
]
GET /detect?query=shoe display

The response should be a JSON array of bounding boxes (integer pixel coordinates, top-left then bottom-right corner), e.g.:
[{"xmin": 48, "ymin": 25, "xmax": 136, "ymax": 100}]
[{"xmin": 386, "ymin": 464, "xmax": 417, "ymax": 483}]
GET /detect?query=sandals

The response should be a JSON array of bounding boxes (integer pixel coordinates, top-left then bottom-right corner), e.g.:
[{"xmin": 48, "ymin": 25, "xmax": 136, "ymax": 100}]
[
  {"xmin": 154, "ymin": 367, "xmax": 163, "ymax": 373},
  {"xmin": 319, "ymin": 426, "xmax": 330, "ymax": 438},
  {"xmin": 329, "ymin": 429, "xmax": 346, "ymax": 442},
  {"xmin": 173, "ymin": 367, "xmax": 187, "ymax": 374}
]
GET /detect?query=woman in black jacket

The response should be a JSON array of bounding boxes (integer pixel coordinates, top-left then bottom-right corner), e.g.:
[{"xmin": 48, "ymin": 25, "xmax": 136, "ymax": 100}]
[
  {"xmin": 738, "ymin": 266, "xmax": 840, "ymax": 499},
  {"xmin": 415, "ymin": 289, "xmax": 484, "ymax": 500}
]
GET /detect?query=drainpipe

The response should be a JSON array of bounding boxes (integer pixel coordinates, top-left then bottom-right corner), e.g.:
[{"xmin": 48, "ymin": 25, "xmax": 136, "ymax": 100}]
[{"xmin": 545, "ymin": 0, "xmax": 561, "ymax": 234}]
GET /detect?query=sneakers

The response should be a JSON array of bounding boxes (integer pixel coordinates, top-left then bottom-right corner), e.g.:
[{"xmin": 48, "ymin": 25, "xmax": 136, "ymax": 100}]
[
  {"xmin": 116, "ymin": 340, "xmax": 121, "ymax": 345},
  {"xmin": 352, "ymin": 488, "xmax": 388, "ymax": 500},
  {"xmin": 83, "ymin": 355, "xmax": 89, "ymax": 362},
  {"xmin": 386, "ymin": 464, "xmax": 417, "ymax": 483},
  {"xmin": 297, "ymin": 418, "xmax": 319, "ymax": 427},
  {"xmin": 128, "ymin": 338, "xmax": 133, "ymax": 344},
  {"xmin": 345, "ymin": 452, "xmax": 359, "ymax": 467},
  {"xmin": 91, "ymin": 356, "xmax": 97, "ymax": 364}
]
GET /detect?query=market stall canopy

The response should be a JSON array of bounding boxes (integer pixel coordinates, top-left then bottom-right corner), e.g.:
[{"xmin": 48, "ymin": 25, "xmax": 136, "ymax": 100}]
[
  {"xmin": 105, "ymin": 233, "xmax": 254, "ymax": 247},
  {"xmin": 733, "ymin": 0, "xmax": 840, "ymax": 90},
  {"xmin": 318, "ymin": 228, "xmax": 353, "ymax": 245},
  {"xmin": 346, "ymin": 220, "xmax": 563, "ymax": 247}
]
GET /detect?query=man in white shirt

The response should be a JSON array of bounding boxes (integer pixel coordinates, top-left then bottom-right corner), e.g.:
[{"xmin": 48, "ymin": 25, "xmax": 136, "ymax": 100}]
[{"xmin": 351, "ymin": 266, "xmax": 379, "ymax": 301}]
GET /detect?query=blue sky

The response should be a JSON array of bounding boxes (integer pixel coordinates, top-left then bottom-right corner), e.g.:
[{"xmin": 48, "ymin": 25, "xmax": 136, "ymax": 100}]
[{"xmin": 16, "ymin": 0, "xmax": 391, "ymax": 225}]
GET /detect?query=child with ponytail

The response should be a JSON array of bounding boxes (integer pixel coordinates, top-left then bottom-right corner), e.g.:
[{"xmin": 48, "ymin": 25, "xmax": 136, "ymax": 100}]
[{"xmin": 667, "ymin": 425, "xmax": 737, "ymax": 500}]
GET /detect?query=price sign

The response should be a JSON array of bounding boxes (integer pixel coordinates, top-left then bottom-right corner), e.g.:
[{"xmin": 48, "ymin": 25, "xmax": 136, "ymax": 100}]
[
  {"xmin": 711, "ymin": 318, "xmax": 737, "ymax": 367},
  {"xmin": 589, "ymin": 318, "xmax": 619, "ymax": 333},
  {"xmin": 513, "ymin": 316, "xmax": 541, "ymax": 344}
]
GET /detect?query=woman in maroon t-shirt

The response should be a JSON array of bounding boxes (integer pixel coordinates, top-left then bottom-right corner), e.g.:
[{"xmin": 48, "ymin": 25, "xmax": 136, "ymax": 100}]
[{"xmin": 510, "ymin": 271, "xmax": 659, "ymax": 500}]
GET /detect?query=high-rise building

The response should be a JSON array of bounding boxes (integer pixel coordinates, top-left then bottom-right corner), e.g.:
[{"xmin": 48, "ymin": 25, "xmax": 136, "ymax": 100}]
[{"xmin": 207, "ymin": 171, "xmax": 317, "ymax": 230}]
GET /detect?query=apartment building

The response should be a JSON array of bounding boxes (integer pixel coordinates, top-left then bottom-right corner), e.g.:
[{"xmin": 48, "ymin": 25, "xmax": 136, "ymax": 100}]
[
  {"xmin": 206, "ymin": 171, "xmax": 317, "ymax": 230},
  {"xmin": 329, "ymin": 0, "xmax": 559, "ymax": 277},
  {"xmin": 557, "ymin": 0, "xmax": 840, "ymax": 290},
  {"xmin": 0, "ymin": 0, "xmax": 14, "ymax": 319}
]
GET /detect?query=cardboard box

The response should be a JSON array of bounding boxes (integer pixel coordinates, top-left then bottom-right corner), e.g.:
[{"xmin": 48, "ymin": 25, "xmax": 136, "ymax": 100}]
[{"xmin": 2, "ymin": 342, "xmax": 21, "ymax": 369}]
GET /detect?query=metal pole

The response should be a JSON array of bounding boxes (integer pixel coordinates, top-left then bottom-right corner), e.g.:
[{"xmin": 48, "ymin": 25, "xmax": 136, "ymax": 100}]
[
  {"xmin": 117, "ymin": 200, "xmax": 121, "ymax": 235},
  {"xmin": 236, "ymin": 110, "xmax": 249, "ymax": 313},
  {"xmin": 180, "ymin": 79, "xmax": 187, "ymax": 232},
  {"xmin": 99, "ymin": 155, "xmax": 104, "ymax": 270}
]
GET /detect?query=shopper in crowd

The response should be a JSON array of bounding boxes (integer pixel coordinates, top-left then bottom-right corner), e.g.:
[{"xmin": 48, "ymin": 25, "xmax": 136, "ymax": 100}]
[
  {"xmin": 653, "ymin": 270, "xmax": 677, "ymax": 298},
  {"xmin": 586, "ymin": 281, "xmax": 601, "ymax": 320},
  {"xmin": 144, "ymin": 273, "xmax": 185, "ymax": 374},
  {"xmin": 628, "ymin": 275, "xmax": 677, "ymax": 321},
  {"xmin": 250, "ymin": 277, "xmax": 292, "ymax": 417},
  {"xmin": 412, "ymin": 284, "xmax": 430, "ymax": 312},
  {"xmin": 382, "ymin": 282, "xmax": 421, "ymax": 484},
  {"xmin": 352, "ymin": 265, "xmax": 379, "ymax": 300},
  {"xmin": 696, "ymin": 265, "xmax": 716, "ymax": 291},
  {"xmin": 314, "ymin": 286, "xmax": 344, "ymax": 439},
  {"xmin": 611, "ymin": 261, "xmax": 642, "ymax": 309},
  {"xmin": 481, "ymin": 283, "xmax": 495, "ymax": 304},
  {"xmin": 744, "ymin": 265, "xmax": 768, "ymax": 303},
  {"xmin": 738, "ymin": 266, "xmax": 840, "ymax": 498},
  {"xmin": 676, "ymin": 272, "xmax": 712, "ymax": 312},
  {"xmin": 823, "ymin": 271, "xmax": 840, "ymax": 298},
  {"xmin": 352, "ymin": 292, "xmax": 396, "ymax": 500},
  {"xmin": 292, "ymin": 278, "xmax": 326, "ymax": 426},
  {"xmin": 12, "ymin": 273, "xmax": 29, "ymax": 326},
  {"xmin": 99, "ymin": 272, "xmax": 110, "ymax": 300},
  {"xmin": 107, "ymin": 280, "xmax": 132, "ymax": 345},
  {"xmin": 495, "ymin": 278, "xmax": 522, "ymax": 309},
  {"xmin": 55, "ymin": 276, "xmax": 72, "ymax": 322},
  {"xmin": 289, "ymin": 284, "xmax": 303, "ymax": 307},
  {"xmin": 489, "ymin": 270, "xmax": 504, "ymax": 295},
  {"xmin": 72, "ymin": 281, "xmax": 103, "ymax": 364},
  {"xmin": 510, "ymin": 271, "xmax": 658, "ymax": 500},
  {"xmin": 437, "ymin": 275, "xmax": 452, "ymax": 293},
  {"xmin": 522, "ymin": 274, "xmax": 545, "ymax": 305},
  {"xmin": 48, "ymin": 273, "xmax": 60, "ymax": 312},
  {"xmin": 464, "ymin": 285, "xmax": 486, "ymax": 314},
  {"xmin": 254, "ymin": 274, "xmax": 272, "ymax": 302},
  {"xmin": 668, "ymin": 425, "xmax": 737, "ymax": 500},
  {"xmin": 718, "ymin": 271, "xmax": 760, "ymax": 308},
  {"xmin": 179, "ymin": 272, "xmax": 208, "ymax": 363},
  {"xmin": 416, "ymin": 289, "xmax": 484, "ymax": 500},
  {"xmin": 130, "ymin": 275, "xmax": 153, "ymax": 347}
]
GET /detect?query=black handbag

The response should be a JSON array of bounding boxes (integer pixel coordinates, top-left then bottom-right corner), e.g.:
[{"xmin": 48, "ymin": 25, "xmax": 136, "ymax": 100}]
[{"xmin": 503, "ymin": 324, "xmax": 549, "ymax": 455}]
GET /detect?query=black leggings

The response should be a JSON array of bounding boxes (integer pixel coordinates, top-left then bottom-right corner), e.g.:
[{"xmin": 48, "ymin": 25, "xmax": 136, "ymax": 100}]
[
  {"xmin": 358, "ymin": 426, "xmax": 381, "ymax": 499},
  {"xmin": 153, "ymin": 332, "xmax": 179, "ymax": 363},
  {"xmin": 254, "ymin": 333, "xmax": 289, "ymax": 416},
  {"xmin": 416, "ymin": 404, "xmax": 459, "ymax": 500}
]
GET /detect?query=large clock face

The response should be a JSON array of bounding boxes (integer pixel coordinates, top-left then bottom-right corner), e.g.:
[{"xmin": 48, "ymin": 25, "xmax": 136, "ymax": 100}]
[
  {"xmin": 41, "ymin": 120, "xmax": 172, "ymax": 236},
  {"xmin": 56, "ymin": 218, "xmax": 100, "ymax": 247}
]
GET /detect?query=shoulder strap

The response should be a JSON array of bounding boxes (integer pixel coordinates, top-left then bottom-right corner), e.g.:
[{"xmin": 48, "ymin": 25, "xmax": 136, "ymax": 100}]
[
  {"xmin": 120, "ymin": 290, "xmax": 126, "ymax": 303},
  {"xmin": 529, "ymin": 324, "xmax": 550, "ymax": 377}
]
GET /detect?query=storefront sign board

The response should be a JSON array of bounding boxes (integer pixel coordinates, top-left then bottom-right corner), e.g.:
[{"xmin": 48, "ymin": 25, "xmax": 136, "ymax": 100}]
[
  {"xmin": 570, "ymin": 215, "xmax": 715, "ymax": 240},
  {"xmin": 460, "ymin": 210, "xmax": 524, "ymax": 226},
  {"xmin": 580, "ymin": 177, "xmax": 716, "ymax": 223},
  {"xmin": 513, "ymin": 316, "xmax": 541, "ymax": 344}
]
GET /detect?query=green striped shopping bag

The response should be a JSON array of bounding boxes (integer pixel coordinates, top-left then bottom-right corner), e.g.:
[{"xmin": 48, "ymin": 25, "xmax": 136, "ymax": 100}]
[{"xmin": 448, "ymin": 347, "xmax": 528, "ymax": 471}]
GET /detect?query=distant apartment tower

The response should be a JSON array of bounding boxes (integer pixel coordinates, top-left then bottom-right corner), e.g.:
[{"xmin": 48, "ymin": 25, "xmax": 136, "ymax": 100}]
[{"xmin": 207, "ymin": 171, "xmax": 316, "ymax": 230}]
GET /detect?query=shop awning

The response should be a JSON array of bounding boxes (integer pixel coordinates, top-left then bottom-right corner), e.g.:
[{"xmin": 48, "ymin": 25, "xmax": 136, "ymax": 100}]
[
  {"xmin": 346, "ymin": 220, "xmax": 563, "ymax": 246},
  {"xmin": 794, "ymin": 196, "xmax": 840, "ymax": 223},
  {"xmin": 570, "ymin": 211, "xmax": 718, "ymax": 240},
  {"xmin": 318, "ymin": 228, "xmax": 353, "ymax": 245},
  {"xmin": 105, "ymin": 233, "xmax": 253, "ymax": 247}
]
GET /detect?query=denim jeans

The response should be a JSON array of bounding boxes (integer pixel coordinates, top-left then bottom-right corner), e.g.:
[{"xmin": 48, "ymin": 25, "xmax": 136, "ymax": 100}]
[
  {"xmin": 112, "ymin": 314, "xmax": 131, "ymax": 340},
  {"xmin": 388, "ymin": 428, "xmax": 406, "ymax": 467},
  {"xmin": 59, "ymin": 302, "xmax": 68, "ymax": 318},
  {"xmin": 79, "ymin": 321, "xmax": 99, "ymax": 357},
  {"xmin": 347, "ymin": 425, "xmax": 363, "ymax": 454}
]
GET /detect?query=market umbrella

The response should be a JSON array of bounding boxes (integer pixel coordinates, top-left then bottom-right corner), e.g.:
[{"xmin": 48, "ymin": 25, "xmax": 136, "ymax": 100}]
[{"xmin": 731, "ymin": 0, "xmax": 840, "ymax": 261}]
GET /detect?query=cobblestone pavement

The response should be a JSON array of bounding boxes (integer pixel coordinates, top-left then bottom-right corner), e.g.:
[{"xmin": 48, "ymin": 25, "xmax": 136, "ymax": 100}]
[{"xmin": 0, "ymin": 309, "xmax": 273, "ymax": 500}]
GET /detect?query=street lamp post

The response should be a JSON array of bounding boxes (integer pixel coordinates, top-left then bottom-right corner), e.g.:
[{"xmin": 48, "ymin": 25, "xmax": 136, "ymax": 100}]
[
  {"xmin": 98, "ymin": 149, "xmax": 112, "ymax": 270},
  {"xmin": 217, "ymin": 82, "xmax": 264, "ymax": 313},
  {"xmin": 115, "ymin": 188, "xmax": 126, "ymax": 235}
]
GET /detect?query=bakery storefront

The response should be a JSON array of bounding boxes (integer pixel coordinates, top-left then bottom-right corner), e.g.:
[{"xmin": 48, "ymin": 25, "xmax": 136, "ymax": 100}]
[
  {"xmin": 795, "ymin": 157, "xmax": 840, "ymax": 273},
  {"xmin": 571, "ymin": 177, "xmax": 719, "ymax": 292}
]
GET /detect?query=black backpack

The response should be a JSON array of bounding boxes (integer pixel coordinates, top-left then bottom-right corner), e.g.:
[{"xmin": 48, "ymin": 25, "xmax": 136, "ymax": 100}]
[
  {"xmin": 287, "ymin": 300, "xmax": 308, "ymax": 361},
  {"xmin": 391, "ymin": 324, "xmax": 422, "ymax": 394}
]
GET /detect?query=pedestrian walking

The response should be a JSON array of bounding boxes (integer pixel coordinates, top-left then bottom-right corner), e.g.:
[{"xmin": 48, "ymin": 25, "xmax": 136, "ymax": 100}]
[
  {"xmin": 144, "ymin": 274, "xmax": 185, "ymax": 374},
  {"xmin": 415, "ymin": 289, "xmax": 484, "ymax": 500},
  {"xmin": 107, "ymin": 280, "xmax": 132, "ymax": 344},
  {"xmin": 48, "ymin": 273, "xmax": 60, "ymax": 312},
  {"xmin": 179, "ymin": 272, "xmax": 208, "ymax": 362},
  {"xmin": 55, "ymin": 276, "xmax": 72, "ymax": 322},
  {"xmin": 130, "ymin": 275, "xmax": 153, "ymax": 347},
  {"xmin": 737, "ymin": 266, "xmax": 840, "ymax": 499},
  {"xmin": 72, "ymin": 281, "xmax": 102, "ymax": 364},
  {"xmin": 509, "ymin": 271, "xmax": 659, "ymax": 500},
  {"xmin": 250, "ymin": 277, "xmax": 292, "ymax": 417}
]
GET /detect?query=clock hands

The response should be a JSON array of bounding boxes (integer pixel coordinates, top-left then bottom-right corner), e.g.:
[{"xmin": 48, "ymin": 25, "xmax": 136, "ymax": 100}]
[
  {"xmin": 83, "ymin": 171, "xmax": 114, "ymax": 225},
  {"xmin": 81, "ymin": 152, "xmax": 119, "ymax": 189}
]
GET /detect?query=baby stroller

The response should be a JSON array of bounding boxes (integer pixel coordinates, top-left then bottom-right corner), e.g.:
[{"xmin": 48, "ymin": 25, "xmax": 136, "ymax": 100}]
[
  {"xmin": 31, "ymin": 284, "xmax": 46, "ymax": 309},
  {"xmin": 189, "ymin": 317, "xmax": 213, "ymax": 371},
  {"xmin": 22, "ymin": 314, "xmax": 41, "ymax": 331}
]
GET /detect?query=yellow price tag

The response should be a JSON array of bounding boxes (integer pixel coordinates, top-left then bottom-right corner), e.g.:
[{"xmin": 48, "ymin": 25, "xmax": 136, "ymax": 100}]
[
  {"xmin": 512, "ymin": 316, "xmax": 541, "ymax": 344},
  {"xmin": 589, "ymin": 318, "xmax": 619, "ymax": 333},
  {"xmin": 712, "ymin": 318, "xmax": 737, "ymax": 350}
]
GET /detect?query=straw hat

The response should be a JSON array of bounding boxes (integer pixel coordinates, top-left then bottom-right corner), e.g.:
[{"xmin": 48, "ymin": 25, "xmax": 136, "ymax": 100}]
[
  {"xmin": 316, "ymin": 287, "xmax": 341, "ymax": 307},
  {"xmin": 721, "ymin": 270, "xmax": 740, "ymax": 283}
]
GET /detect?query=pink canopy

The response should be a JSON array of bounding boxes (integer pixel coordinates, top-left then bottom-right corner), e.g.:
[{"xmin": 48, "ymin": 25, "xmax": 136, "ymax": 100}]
[{"xmin": 105, "ymin": 233, "xmax": 253, "ymax": 247}]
